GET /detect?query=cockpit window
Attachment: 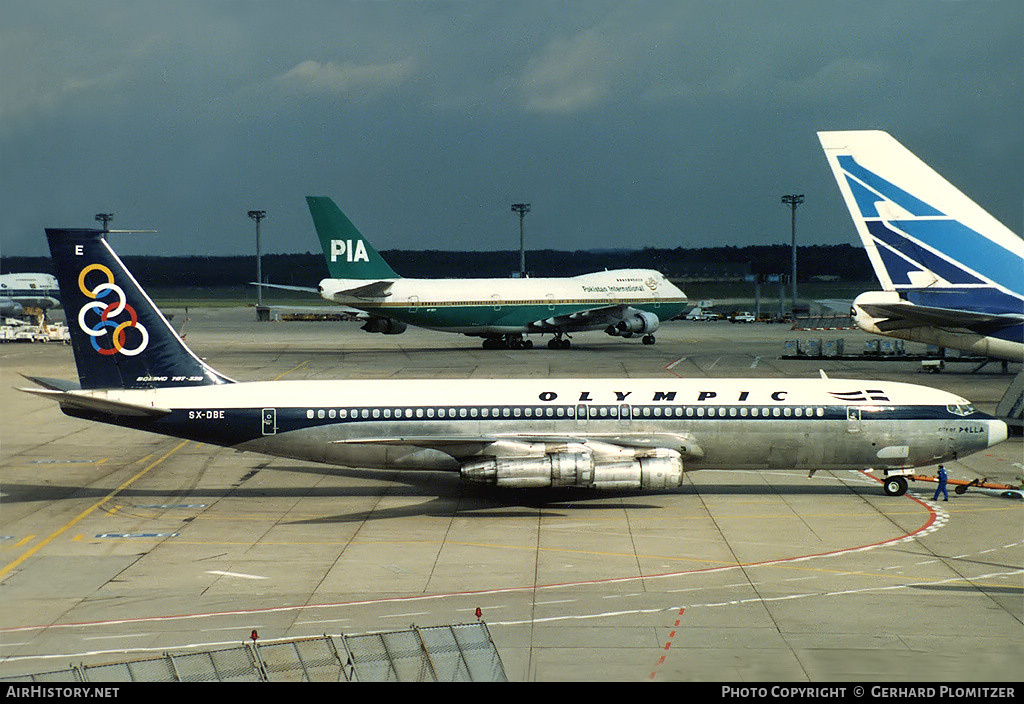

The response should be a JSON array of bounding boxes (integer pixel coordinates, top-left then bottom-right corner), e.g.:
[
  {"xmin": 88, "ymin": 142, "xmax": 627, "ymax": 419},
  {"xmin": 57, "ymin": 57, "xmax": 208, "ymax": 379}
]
[{"xmin": 946, "ymin": 403, "xmax": 976, "ymax": 416}]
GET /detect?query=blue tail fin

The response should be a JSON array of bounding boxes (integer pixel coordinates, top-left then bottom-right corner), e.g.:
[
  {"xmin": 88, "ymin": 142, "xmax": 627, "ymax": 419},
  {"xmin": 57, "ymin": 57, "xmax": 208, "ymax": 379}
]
[
  {"xmin": 818, "ymin": 130, "xmax": 1024, "ymax": 300},
  {"xmin": 46, "ymin": 229, "xmax": 234, "ymax": 389}
]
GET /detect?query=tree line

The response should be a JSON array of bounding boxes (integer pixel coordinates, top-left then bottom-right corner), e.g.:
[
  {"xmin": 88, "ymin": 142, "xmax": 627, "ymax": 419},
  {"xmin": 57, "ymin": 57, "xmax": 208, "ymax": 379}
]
[{"xmin": 1, "ymin": 243, "xmax": 869, "ymax": 286}]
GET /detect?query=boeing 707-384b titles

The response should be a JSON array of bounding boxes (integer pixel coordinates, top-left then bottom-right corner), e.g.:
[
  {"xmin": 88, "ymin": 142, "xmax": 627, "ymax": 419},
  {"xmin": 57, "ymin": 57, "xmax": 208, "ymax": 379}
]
[
  {"xmin": 265, "ymin": 197, "xmax": 689, "ymax": 349},
  {"xmin": 20, "ymin": 228, "xmax": 1007, "ymax": 497},
  {"xmin": 819, "ymin": 130, "xmax": 1024, "ymax": 363}
]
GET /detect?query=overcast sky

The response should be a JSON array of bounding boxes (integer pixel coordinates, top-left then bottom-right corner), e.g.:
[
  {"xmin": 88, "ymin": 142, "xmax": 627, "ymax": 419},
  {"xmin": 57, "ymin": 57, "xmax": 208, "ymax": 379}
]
[{"xmin": 2, "ymin": 1, "xmax": 1021, "ymax": 259}]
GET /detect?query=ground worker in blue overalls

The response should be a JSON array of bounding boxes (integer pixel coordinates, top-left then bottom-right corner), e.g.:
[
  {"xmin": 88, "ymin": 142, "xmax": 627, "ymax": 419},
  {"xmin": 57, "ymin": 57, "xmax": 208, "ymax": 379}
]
[{"xmin": 932, "ymin": 464, "xmax": 949, "ymax": 502}]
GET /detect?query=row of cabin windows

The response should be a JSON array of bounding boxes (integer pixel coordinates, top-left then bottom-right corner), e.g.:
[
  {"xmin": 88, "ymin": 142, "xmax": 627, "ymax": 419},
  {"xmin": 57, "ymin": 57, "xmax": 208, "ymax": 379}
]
[{"xmin": 304, "ymin": 405, "xmax": 829, "ymax": 421}]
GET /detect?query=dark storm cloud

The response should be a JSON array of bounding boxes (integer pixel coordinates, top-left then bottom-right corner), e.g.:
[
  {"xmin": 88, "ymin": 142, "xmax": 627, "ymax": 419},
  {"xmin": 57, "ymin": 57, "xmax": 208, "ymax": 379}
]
[{"xmin": 1, "ymin": 1, "xmax": 1021, "ymax": 258}]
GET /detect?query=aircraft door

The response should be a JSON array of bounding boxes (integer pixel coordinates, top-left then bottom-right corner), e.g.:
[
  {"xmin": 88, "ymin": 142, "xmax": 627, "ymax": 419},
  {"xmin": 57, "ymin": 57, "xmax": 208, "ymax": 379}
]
[
  {"xmin": 846, "ymin": 406, "xmax": 861, "ymax": 433},
  {"xmin": 576, "ymin": 404, "xmax": 588, "ymax": 427},
  {"xmin": 407, "ymin": 295, "xmax": 419, "ymax": 314},
  {"xmin": 262, "ymin": 408, "xmax": 277, "ymax": 435}
]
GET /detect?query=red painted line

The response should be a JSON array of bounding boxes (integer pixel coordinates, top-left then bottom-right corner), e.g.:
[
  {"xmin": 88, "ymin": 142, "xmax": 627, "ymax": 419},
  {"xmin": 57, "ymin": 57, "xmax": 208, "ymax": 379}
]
[
  {"xmin": 0, "ymin": 476, "xmax": 940, "ymax": 640},
  {"xmin": 647, "ymin": 482, "xmax": 939, "ymax": 679},
  {"xmin": 651, "ymin": 607, "xmax": 686, "ymax": 679}
]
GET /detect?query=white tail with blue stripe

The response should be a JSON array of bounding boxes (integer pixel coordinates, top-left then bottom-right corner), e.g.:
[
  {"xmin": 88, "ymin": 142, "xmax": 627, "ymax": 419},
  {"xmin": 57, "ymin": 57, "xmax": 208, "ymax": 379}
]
[{"xmin": 819, "ymin": 130, "xmax": 1023, "ymax": 362}]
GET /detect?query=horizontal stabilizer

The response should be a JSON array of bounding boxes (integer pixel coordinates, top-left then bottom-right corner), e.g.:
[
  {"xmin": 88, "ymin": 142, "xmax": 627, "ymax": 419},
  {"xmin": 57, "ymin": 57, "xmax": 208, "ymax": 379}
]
[
  {"xmin": 858, "ymin": 301, "xmax": 1024, "ymax": 333},
  {"xmin": 252, "ymin": 282, "xmax": 320, "ymax": 294},
  {"xmin": 336, "ymin": 280, "xmax": 393, "ymax": 298},
  {"xmin": 20, "ymin": 374, "xmax": 81, "ymax": 392},
  {"xmin": 18, "ymin": 387, "xmax": 171, "ymax": 417}
]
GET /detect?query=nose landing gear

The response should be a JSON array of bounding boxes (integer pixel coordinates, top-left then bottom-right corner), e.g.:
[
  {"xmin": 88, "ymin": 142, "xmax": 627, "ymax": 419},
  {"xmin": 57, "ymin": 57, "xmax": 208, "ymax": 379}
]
[{"xmin": 883, "ymin": 475, "xmax": 909, "ymax": 496}]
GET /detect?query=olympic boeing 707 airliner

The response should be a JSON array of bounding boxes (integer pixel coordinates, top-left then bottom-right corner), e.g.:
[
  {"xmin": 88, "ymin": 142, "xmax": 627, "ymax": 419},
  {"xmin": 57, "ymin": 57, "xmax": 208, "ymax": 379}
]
[{"xmin": 21, "ymin": 228, "xmax": 1007, "ymax": 497}]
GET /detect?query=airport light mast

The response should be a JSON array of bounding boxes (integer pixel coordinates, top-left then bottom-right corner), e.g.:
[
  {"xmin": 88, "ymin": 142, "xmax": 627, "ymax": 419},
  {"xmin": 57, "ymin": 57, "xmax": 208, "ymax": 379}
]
[
  {"xmin": 95, "ymin": 213, "xmax": 113, "ymax": 232},
  {"xmin": 780, "ymin": 194, "xmax": 804, "ymax": 314},
  {"xmin": 511, "ymin": 203, "xmax": 530, "ymax": 277},
  {"xmin": 248, "ymin": 209, "xmax": 267, "ymax": 308}
]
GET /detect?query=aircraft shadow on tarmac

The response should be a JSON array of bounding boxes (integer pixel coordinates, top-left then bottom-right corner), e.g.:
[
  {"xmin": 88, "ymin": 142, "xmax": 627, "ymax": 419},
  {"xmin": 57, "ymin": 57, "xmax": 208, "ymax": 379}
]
[
  {"xmin": 1, "ymin": 464, "xmax": 885, "ymax": 525},
  {"xmin": 910, "ymin": 583, "xmax": 1022, "ymax": 595}
]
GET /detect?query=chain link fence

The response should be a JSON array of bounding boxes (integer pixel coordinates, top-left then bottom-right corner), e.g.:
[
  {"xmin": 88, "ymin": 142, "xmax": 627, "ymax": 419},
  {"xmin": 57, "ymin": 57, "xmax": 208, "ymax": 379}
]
[{"xmin": 1, "ymin": 623, "xmax": 506, "ymax": 683}]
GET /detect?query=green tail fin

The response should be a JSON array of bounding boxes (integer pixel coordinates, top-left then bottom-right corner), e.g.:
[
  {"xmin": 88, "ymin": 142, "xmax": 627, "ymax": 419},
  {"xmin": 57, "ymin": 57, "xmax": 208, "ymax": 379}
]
[{"xmin": 306, "ymin": 196, "xmax": 400, "ymax": 279}]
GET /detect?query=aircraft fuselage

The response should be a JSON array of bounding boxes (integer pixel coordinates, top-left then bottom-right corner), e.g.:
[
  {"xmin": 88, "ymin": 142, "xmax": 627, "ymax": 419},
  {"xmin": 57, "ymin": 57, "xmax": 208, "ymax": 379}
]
[
  {"xmin": 317, "ymin": 269, "xmax": 688, "ymax": 334},
  {"xmin": 58, "ymin": 378, "xmax": 1006, "ymax": 483}
]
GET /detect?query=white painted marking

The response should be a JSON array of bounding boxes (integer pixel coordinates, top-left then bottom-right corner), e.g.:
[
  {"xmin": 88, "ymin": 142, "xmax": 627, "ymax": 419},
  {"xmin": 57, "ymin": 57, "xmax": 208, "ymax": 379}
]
[
  {"xmin": 207, "ymin": 570, "xmax": 268, "ymax": 581},
  {"xmin": 295, "ymin": 618, "xmax": 351, "ymax": 627},
  {"xmin": 83, "ymin": 633, "xmax": 153, "ymax": 641}
]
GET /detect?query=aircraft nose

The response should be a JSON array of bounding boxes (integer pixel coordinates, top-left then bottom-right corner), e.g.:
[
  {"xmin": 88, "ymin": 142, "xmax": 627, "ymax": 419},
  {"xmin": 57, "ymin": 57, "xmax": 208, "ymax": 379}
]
[{"xmin": 988, "ymin": 419, "xmax": 1008, "ymax": 447}]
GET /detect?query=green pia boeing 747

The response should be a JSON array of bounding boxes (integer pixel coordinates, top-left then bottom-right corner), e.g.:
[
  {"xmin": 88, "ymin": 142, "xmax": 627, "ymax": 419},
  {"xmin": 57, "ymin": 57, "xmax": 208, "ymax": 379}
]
[{"xmin": 261, "ymin": 197, "xmax": 689, "ymax": 349}]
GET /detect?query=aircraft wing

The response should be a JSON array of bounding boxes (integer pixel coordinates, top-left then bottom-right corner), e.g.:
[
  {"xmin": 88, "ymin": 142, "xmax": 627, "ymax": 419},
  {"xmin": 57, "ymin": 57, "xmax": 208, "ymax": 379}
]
[
  {"xmin": 334, "ymin": 432, "xmax": 705, "ymax": 459},
  {"xmin": 525, "ymin": 303, "xmax": 633, "ymax": 331},
  {"xmin": 858, "ymin": 300, "xmax": 1024, "ymax": 333}
]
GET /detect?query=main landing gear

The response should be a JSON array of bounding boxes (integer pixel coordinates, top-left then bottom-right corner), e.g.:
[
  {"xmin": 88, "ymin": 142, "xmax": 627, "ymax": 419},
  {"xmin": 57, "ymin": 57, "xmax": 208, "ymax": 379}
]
[
  {"xmin": 547, "ymin": 333, "xmax": 571, "ymax": 349},
  {"xmin": 482, "ymin": 334, "xmax": 533, "ymax": 350}
]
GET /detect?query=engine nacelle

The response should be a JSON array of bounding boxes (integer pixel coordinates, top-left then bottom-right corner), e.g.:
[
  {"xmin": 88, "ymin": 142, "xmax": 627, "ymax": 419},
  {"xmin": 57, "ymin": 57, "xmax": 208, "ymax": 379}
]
[
  {"xmin": 460, "ymin": 448, "xmax": 683, "ymax": 490},
  {"xmin": 610, "ymin": 309, "xmax": 660, "ymax": 336},
  {"xmin": 461, "ymin": 452, "xmax": 594, "ymax": 488},
  {"xmin": 361, "ymin": 316, "xmax": 407, "ymax": 335},
  {"xmin": 591, "ymin": 453, "xmax": 683, "ymax": 490}
]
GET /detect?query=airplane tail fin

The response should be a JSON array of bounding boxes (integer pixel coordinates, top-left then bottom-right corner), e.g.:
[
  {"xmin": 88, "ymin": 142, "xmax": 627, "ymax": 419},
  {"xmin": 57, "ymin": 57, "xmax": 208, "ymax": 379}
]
[
  {"xmin": 305, "ymin": 197, "xmax": 400, "ymax": 280},
  {"xmin": 818, "ymin": 130, "xmax": 1023, "ymax": 297},
  {"xmin": 45, "ymin": 229, "xmax": 234, "ymax": 390}
]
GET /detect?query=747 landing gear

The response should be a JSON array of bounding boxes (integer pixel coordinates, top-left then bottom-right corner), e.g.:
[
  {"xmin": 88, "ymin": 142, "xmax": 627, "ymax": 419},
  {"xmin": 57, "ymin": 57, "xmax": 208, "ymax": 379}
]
[
  {"xmin": 482, "ymin": 334, "xmax": 533, "ymax": 350},
  {"xmin": 547, "ymin": 333, "xmax": 571, "ymax": 349},
  {"xmin": 641, "ymin": 334, "xmax": 655, "ymax": 345}
]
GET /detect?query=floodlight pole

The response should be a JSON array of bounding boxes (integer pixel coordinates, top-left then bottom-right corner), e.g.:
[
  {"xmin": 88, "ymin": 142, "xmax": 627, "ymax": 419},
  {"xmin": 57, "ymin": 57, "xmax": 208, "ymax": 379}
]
[
  {"xmin": 95, "ymin": 213, "xmax": 114, "ymax": 232},
  {"xmin": 511, "ymin": 203, "xmax": 530, "ymax": 277},
  {"xmin": 780, "ymin": 194, "xmax": 804, "ymax": 313},
  {"xmin": 248, "ymin": 210, "xmax": 267, "ymax": 307}
]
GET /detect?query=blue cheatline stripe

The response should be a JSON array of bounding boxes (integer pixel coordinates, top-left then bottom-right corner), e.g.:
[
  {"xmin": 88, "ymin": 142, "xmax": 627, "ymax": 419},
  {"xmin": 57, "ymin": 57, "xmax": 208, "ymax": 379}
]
[
  {"xmin": 839, "ymin": 155, "xmax": 944, "ymax": 218},
  {"xmin": 868, "ymin": 221, "xmax": 985, "ymax": 286},
  {"xmin": 839, "ymin": 155, "xmax": 1023, "ymax": 297},
  {"xmin": 906, "ymin": 288, "xmax": 1023, "ymax": 316},
  {"xmin": 874, "ymin": 239, "xmax": 922, "ymax": 286},
  {"xmin": 894, "ymin": 219, "xmax": 1024, "ymax": 297},
  {"xmin": 132, "ymin": 404, "xmax": 971, "ymax": 444}
]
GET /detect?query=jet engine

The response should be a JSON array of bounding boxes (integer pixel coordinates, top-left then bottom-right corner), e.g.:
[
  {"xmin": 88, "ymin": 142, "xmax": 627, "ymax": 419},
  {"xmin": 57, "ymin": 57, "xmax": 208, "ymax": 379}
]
[
  {"xmin": 460, "ymin": 447, "xmax": 683, "ymax": 490},
  {"xmin": 360, "ymin": 316, "xmax": 407, "ymax": 335},
  {"xmin": 607, "ymin": 309, "xmax": 660, "ymax": 337}
]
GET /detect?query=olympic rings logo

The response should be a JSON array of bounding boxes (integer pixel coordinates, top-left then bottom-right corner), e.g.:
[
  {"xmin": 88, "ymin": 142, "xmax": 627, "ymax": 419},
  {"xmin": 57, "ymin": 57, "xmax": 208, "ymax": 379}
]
[{"xmin": 77, "ymin": 263, "xmax": 149, "ymax": 356}]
